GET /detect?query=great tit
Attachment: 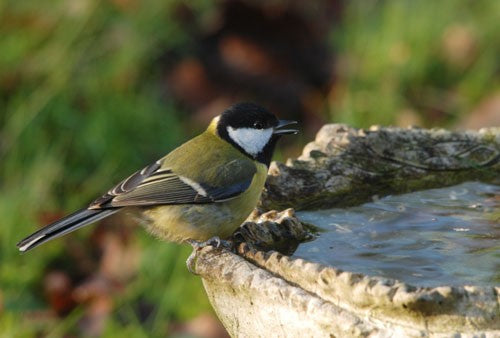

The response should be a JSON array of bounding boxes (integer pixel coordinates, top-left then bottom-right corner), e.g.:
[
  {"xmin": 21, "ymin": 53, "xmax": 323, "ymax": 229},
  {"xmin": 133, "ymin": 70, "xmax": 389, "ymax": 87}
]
[{"xmin": 17, "ymin": 102, "xmax": 298, "ymax": 252}]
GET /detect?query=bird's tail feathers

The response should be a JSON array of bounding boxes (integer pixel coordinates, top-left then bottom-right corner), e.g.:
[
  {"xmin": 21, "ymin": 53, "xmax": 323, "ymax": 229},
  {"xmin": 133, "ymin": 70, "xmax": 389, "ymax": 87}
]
[{"xmin": 17, "ymin": 208, "xmax": 118, "ymax": 252}]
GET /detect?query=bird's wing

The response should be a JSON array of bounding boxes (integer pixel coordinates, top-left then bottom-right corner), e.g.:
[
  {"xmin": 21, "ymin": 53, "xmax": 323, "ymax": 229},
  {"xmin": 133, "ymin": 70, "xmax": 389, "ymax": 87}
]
[{"xmin": 90, "ymin": 158, "xmax": 256, "ymax": 209}]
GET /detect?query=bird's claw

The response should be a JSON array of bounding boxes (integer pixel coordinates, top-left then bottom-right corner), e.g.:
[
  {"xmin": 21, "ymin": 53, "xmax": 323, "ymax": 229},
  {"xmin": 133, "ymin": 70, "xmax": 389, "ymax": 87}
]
[
  {"xmin": 187, "ymin": 236, "xmax": 232, "ymax": 250},
  {"xmin": 185, "ymin": 236, "xmax": 233, "ymax": 274}
]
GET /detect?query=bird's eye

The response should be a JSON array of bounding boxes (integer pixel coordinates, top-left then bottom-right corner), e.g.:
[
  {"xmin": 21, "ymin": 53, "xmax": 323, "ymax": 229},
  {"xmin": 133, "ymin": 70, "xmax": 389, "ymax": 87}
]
[{"xmin": 253, "ymin": 121, "xmax": 264, "ymax": 129}]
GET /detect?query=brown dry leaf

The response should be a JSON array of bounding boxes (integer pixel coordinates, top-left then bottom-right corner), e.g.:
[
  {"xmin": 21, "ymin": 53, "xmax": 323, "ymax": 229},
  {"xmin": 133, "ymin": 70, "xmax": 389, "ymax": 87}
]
[
  {"xmin": 43, "ymin": 271, "xmax": 76, "ymax": 316},
  {"xmin": 441, "ymin": 25, "xmax": 478, "ymax": 68},
  {"xmin": 37, "ymin": 211, "xmax": 66, "ymax": 229},
  {"xmin": 193, "ymin": 97, "xmax": 234, "ymax": 126},
  {"xmin": 168, "ymin": 58, "xmax": 216, "ymax": 108},
  {"xmin": 73, "ymin": 275, "xmax": 115, "ymax": 336},
  {"xmin": 72, "ymin": 275, "xmax": 113, "ymax": 303},
  {"xmin": 80, "ymin": 296, "xmax": 114, "ymax": 336},
  {"xmin": 89, "ymin": 214, "xmax": 140, "ymax": 282},
  {"xmin": 98, "ymin": 230, "xmax": 140, "ymax": 282},
  {"xmin": 109, "ymin": 0, "xmax": 139, "ymax": 12},
  {"xmin": 22, "ymin": 310, "xmax": 58, "ymax": 328},
  {"xmin": 458, "ymin": 92, "xmax": 500, "ymax": 129},
  {"xmin": 396, "ymin": 108, "xmax": 423, "ymax": 128},
  {"xmin": 219, "ymin": 35, "xmax": 281, "ymax": 76},
  {"xmin": 67, "ymin": 215, "xmax": 139, "ymax": 336},
  {"xmin": 168, "ymin": 0, "xmax": 335, "ymax": 123},
  {"xmin": 170, "ymin": 313, "xmax": 229, "ymax": 338}
]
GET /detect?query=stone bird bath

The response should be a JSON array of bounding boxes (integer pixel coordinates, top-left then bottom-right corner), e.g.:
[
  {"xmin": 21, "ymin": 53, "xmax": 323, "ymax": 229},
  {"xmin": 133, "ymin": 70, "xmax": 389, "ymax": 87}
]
[{"xmin": 190, "ymin": 124, "xmax": 500, "ymax": 337}]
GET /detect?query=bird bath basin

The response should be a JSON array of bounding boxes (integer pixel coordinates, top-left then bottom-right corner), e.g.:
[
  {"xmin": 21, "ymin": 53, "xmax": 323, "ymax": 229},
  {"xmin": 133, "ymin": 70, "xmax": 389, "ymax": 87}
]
[
  {"xmin": 191, "ymin": 124, "xmax": 500, "ymax": 337},
  {"xmin": 296, "ymin": 181, "xmax": 499, "ymax": 288}
]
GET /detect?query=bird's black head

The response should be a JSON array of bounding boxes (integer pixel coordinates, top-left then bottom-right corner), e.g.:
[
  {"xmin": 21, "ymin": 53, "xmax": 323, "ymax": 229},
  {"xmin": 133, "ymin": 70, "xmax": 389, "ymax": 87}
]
[{"xmin": 216, "ymin": 102, "xmax": 297, "ymax": 166}]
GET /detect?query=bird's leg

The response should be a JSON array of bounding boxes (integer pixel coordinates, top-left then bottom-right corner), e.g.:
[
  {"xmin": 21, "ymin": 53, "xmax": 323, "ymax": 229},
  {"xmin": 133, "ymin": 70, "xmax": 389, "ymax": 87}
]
[{"xmin": 185, "ymin": 236, "xmax": 234, "ymax": 274}]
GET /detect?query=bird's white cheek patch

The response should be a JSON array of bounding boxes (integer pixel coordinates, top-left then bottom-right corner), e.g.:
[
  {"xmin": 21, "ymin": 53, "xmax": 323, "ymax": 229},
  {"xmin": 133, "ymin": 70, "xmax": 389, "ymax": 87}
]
[{"xmin": 227, "ymin": 127, "xmax": 273, "ymax": 156}]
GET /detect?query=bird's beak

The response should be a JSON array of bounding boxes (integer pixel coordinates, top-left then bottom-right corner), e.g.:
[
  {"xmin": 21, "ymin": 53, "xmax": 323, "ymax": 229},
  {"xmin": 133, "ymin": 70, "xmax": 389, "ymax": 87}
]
[{"xmin": 273, "ymin": 120, "xmax": 298, "ymax": 135}]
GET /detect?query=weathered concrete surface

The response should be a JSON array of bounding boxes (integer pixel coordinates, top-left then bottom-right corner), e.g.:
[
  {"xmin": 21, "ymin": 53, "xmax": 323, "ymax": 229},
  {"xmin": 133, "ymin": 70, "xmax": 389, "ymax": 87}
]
[
  {"xmin": 195, "ymin": 247, "xmax": 383, "ymax": 338},
  {"xmin": 190, "ymin": 125, "xmax": 500, "ymax": 337},
  {"xmin": 262, "ymin": 125, "xmax": 500, "ymax": 210},
  {"xmin": 232, "ymin": 208, "xmax": 313, "ymax": 255},
  {"xmin": 193, "ymin": 244, "xmax": 499, "ymax": 337},
  {"xmin": 239, "ymin": 245, "xmax": 500, "ymax": 335}
]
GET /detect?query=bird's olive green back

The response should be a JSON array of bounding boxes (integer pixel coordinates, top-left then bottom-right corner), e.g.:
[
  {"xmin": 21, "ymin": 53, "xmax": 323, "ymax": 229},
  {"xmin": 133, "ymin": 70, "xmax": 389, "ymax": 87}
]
[{"xmin": 161, "ymin": 126, "xmax": 257, "ymax": 188}]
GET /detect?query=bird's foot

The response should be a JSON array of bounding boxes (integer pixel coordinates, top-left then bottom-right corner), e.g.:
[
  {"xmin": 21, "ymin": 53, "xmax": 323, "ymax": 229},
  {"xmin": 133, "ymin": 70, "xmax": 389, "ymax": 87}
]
[
  {"xmin": 187, "ymin": 236, "xmax": 233, "ymax": 250},
  {"xmin": 185, "ymin": 236, "xmax": 233, "ymax": 274}
]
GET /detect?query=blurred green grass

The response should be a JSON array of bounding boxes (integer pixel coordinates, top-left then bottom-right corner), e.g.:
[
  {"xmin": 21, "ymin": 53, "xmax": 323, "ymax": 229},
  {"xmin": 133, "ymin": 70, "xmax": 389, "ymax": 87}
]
[
  {"xmin": 331, "ymin": 0, "xmax": 500, "ymax": 127},
  {"xmin": 1, "ymin": 0, "xmax": 499, "ymax": 336},
  {"xmin": 0, "ymin": 0, "xmax": 214, "ymax": 336}
]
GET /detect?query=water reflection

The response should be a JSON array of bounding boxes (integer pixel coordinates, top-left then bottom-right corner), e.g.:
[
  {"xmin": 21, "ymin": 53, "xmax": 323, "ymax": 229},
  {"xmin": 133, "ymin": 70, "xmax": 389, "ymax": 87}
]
[{"xmin": 295, "ymin": 182, "xmax": 500, "ymax": 287}]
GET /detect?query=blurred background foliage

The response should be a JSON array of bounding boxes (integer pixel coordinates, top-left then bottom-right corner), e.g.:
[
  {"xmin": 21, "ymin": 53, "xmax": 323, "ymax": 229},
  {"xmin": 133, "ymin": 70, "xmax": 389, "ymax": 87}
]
[{"xmin": 0, "ymin": 0, "xmax": 499, "ymax": 336}]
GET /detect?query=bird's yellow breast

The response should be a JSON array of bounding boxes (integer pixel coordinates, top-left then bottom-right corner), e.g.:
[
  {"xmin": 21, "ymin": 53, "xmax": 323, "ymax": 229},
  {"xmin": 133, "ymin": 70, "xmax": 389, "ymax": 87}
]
[{"xmin": 140, "ymin": 162, "xmax": 268, "ymax": 243}]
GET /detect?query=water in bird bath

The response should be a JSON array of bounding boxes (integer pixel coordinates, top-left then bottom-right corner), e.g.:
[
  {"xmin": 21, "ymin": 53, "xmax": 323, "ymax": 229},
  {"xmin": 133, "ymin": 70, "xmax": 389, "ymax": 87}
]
[{"xmin": 295, "ymin": 181, "xmax": 499, "ymax": 287}]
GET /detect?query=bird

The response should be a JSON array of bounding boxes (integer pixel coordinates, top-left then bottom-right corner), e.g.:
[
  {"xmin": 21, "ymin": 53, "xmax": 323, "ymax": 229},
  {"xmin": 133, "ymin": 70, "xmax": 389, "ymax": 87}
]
[{"xmin": 17, "ymin": 102, "xmax": 298, "ymax": 253}]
